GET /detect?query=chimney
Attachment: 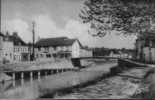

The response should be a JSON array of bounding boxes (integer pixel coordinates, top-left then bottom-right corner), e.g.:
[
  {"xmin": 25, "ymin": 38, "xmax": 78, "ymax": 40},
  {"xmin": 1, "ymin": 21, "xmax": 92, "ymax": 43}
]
[
  {"xmin": 13, "ymin": 32, "xmax": 18, "ymax": 37},
  {"xmin": 5, "ymin": 31, "xmax": 10, "ymax": 41},
  {"xmin": 6, "ymin": 31, "xmax": 10, "ymax": 36}
]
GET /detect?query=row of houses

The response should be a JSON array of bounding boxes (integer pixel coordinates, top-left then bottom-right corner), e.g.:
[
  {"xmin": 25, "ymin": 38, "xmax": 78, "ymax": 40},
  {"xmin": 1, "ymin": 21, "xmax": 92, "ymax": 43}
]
[
  {"xmin": 93, "ymin": 48, "xmax": 134, "ymax": 59},
  {"xmin": 0, "ymin": 32, "xmax": 30, "ymax": 63},
  {"xmin": 35, "ymin": 37, "xmax": 92, "ymax": 61},
  {"xmin": 0, "ymin": 32, "xmax": 92, "ymax": 63}
]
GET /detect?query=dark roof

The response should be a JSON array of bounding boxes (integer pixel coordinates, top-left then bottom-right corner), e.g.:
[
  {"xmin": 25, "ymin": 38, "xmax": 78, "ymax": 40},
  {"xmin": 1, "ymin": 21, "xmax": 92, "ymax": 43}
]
[
  {"xmin": 4, "ymin": 34, "xmax": 27, "ymax": 46},
  {"xmin": 0, "ymin": 32, "xmax": 4, "ymax": 37},
  {"xmin": 35, "ymin": 37, "xmax": 77, "ymax": 47}
]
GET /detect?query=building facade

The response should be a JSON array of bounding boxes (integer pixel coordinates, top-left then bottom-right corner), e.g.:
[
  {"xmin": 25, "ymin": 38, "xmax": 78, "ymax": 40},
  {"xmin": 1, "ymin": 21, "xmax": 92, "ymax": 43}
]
[
  {"xmin": 14, "ymin": 46, "xmax": 30, "ymax": 61},
  {"xmin": 0, "ymin": 32, "xmax": 92, "ymax": 63},
  {"xmin": 135, "ymin": 31, "xmax": 155, "ymax": 63},
  {"xmin": 35, "ymin": 37, "xmax": 92, "ymax": 60},
  {"xmin": 12, "ymin": 32, "xmax": 30, "ymax": 62},
  {"xmin": 0, "ymin": 33, "xmax": 4, "ymax": 62},
  {"xmin": 0, "ymin": 32, "xmax": 30, "ymax": 63},
  {"xmin": 80, "ymin": 48, "xmax": 92, "ymax": 57},
  {"xmin": 2, "ymin": 41, "xmax": 14, "ymax": 62}
]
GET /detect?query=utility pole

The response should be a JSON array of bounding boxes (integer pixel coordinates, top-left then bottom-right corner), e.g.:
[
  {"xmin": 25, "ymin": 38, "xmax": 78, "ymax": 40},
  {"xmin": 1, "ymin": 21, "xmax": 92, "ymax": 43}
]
[{"xmin": 32, "ymin": 21, "xmax": 35, "ymax": 61}]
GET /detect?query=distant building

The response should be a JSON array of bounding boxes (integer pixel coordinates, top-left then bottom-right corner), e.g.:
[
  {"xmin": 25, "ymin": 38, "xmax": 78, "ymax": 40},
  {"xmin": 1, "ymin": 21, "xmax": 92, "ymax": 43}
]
[
  {"xmin": 109, "ymin": 50, "xmax": 121, "ymax": 58},
  {"xmin": 119, "ymin": 49, "xmax": 135, "ymax": 59},
  {"xmin": 135, "ymin": 31, "xmax": 155, "ymax": 63},
  {"xmin": 10, "ymin": 32, "xmax": 30, "ymax": 62},
  {"xmin": 0, "ymin": 32, "xmax": 14, "ymax": 63},
  {"xmin": 80, "ymin": 47, "xmax": 92, "ymax": 57}
]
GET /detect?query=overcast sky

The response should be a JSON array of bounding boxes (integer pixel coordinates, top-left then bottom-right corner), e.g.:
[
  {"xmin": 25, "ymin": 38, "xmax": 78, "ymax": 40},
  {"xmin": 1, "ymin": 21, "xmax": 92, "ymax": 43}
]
[{"xmin": 1, "ymin": 0, "xmax": 137, "ymax": 49}]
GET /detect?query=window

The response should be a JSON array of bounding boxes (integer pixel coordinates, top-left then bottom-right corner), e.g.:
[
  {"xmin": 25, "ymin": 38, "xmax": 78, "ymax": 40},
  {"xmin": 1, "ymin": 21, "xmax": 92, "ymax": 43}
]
[
  {"xmin": 14, "ymin": 56, "xmax": 16, "ymax": 60},
  {"xmin": 40, "ymin": 54, "xmax": 43, "ymax": 58},
  {"xmin": 38, "ymin": 47, "xmax": 41, "ymax": 51},
  {"xmin": 45, "ymin": 47, "xmax": 49, "ymax": 52},
  {"xmin": 53, "ymin": 47, "xmax": 56, "ymax": 50},
  {"xmin": 46, "ymin": 54, "xmax": 51, "ymax": 58},
  {"xmin": 57, "ymin": 47, "xmax": 61, "ymax": 51},
  {"xmin": 23, "ymin": 48, "xmax": 25, "ymax": 52},
  {"xmin": 14, "ymin": 48, "xmax": 16, "ymax": 52},
  {"xmin": 36, "ymin": 54, "xmax": 38, "ymax": 58},
  {"xmin": 17, "ymin": 48, "xmax": 19, "ymax": 52}
]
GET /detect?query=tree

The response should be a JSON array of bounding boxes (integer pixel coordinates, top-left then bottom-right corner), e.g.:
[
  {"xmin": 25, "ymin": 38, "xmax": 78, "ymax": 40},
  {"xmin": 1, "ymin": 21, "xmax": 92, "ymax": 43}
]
[{"xmin": 80, "ymin": 0, "xmax": 155, "ymax": 37}]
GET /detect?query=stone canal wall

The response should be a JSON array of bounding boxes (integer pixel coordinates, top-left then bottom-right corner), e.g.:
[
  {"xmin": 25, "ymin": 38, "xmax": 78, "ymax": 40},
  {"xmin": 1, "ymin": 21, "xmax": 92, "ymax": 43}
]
[
  {"xmin": 2, "ymin": 59, "xmax": 152, "ymax": 99},
  {"xmin": 118, "ymin": 59, "xmax": 147, "ymax": 68},
  {"xmin": 110, "ymin": 59, "xmax": 152, "ymax": 77},
  {"xmin": 3, "ymin": 62, "xmax": 117, "ymax": 100}
]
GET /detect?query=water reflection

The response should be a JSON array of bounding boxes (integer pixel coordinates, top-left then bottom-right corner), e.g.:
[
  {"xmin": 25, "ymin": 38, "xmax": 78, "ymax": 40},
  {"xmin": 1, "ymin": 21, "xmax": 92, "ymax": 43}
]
[
  {"xmin": 21, "ymin": 79, "xmax": 24, "ymax": 86},
  {"xmin": 54, "ymin": 76, "xmax": 140, "ymax": 99},
  {"xmin": 0, "ymin": 76, "xmax": 44, "ymax": 97},
  {"xmin": 0, "ymin": 80, "xmax": 13, "ymax": 92}
]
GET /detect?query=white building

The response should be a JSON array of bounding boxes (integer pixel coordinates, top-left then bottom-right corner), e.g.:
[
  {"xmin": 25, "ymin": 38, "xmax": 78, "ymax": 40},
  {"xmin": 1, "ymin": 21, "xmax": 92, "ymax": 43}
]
[
  {"xmin": 80, "ymin": 48, "xmax": 92, "ymax": 57},
  {"xmin": 0, "ymin": 33, "xmax": 4, "ymax": 62},
  {"xmin": 0, "ymin": 32, "xmax": 30, "ymax": 63},
  {"xmin": 10, "ymin": 32, "xmax": 30, "ymax": 62},
  {"xmin": 14, "ymin": 45, "xmax": 29, "ymax": 61},
  {"xmin": 2, "ymin": 41, "xmax": 14, "ymax": 62},
  {"xmin": 135, "ymin": 31, "xmax": 155, "ymax": 63},
  {"xmin": 0, "ymin": 32, "xmax": 14, "ymax": 63},
  {"xmin": 109, "ymin": 50, "xmax": 121, "ymax": 58},
  {"xmin": 35, "ymin": 37, "xmax": 90, "ymax": 60}
]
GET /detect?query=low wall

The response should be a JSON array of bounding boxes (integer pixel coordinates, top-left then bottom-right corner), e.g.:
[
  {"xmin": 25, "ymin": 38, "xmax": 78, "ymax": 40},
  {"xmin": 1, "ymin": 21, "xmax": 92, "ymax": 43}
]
[
  {"xmin": 3, "ymin": 62, "xmax": 116, "ymax": 100},
  {"xmin": 110, "ymin": 59, "xmax": 148, "ymax": 75},
  {"xmin": 118, "ymin": 59, "xmax": 147, "ymax": 68}
]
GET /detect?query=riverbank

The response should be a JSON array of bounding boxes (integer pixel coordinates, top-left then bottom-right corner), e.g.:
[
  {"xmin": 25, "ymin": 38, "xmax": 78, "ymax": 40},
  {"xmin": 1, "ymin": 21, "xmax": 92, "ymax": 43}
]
[
  {"xmin": 1, "ymin": 59, "xmax": 153, "ymax": 99},
  {"xmin": 0, "ymin": 59, "xmax": 75, "ymax": 71},
  {"xmin": 54, "ymin": 67, "xmax": 149, "ymax": 99},
  {"xmin": 1, "ymin": 61, "xmax": 116, "ymax": 100},
  {"xmin": 0, "ymin": 59, "xmax": 76, "ymax": 82}
]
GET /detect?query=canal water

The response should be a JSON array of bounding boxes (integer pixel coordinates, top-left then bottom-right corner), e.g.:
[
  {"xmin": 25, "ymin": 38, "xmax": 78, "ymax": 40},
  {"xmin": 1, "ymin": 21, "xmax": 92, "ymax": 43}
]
[
  {"xmin": 0, "ymin": 66, "xmax": 150, "ymax": 99},
  {"xmin": 53, "ymin": 68, "xmax": 149, "ymax": 99},
  {"xmin": 53, "ymin": 76, "xmax": 139, "ymax": 99},
  {"xmin": 0, "ymin": 75, "xmax": 44, "ymax": 99},
  {"xmin": 0, "ymin": 77, "xmax": 38, "ymax": 92}
]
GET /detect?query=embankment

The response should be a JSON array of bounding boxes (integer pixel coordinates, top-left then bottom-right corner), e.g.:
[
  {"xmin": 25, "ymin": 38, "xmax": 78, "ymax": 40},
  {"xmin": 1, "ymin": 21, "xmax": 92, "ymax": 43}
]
[
  {"xmin": 2, "ymin": 59, "xmax": 153, "ymax": 100},
  {"xmin": 110, "ymin": 59, "xmax": 151, "ymax": 75},
  {"xmin": 3, "ymin": 62, "xmax": 117, "ymax": 100}
]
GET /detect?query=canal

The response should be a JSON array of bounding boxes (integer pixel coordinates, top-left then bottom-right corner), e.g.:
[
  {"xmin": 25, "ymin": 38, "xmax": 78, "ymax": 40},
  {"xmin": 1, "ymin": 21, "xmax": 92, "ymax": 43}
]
[
  {"xmin": 0, "ymin": 60, "xmax": 150, "ymax": 99},
  {"xmin": 53, "ymin": 67, "xmax": 149, "ymax": 99}
]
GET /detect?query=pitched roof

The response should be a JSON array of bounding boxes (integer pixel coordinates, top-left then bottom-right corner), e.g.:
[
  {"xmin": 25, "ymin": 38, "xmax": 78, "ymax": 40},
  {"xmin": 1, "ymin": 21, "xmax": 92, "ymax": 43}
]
[
  {"xmin": 4, "ymin": 34, "xmax": 27, "ymax": 46},
  {"xmin": 35, "ymin": 37, "xmax": 77, "ymax": 47},
  {"xmin": 0, "ymin": 32, "xmax": 4, "ymax": 37}
]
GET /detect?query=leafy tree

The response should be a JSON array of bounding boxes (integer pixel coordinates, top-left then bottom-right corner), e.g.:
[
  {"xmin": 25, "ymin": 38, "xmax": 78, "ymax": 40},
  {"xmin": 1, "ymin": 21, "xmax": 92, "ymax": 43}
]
[{"xmin": 80, "ymin": 0, "xmax": 155, "ymax": 37}]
